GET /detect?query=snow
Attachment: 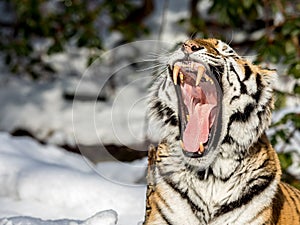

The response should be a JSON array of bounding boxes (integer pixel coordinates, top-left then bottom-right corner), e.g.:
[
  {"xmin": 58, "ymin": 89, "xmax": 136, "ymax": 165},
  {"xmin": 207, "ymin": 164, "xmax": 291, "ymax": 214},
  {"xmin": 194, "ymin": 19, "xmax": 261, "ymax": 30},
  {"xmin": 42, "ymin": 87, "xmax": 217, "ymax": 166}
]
[
  {"xmin": 0, "ymin": 210, "xmax": 117, "ymax": 225},
  {"xmin": 0, "ymin": 2, "xmax": 191, "ymax": 223},
  {"xmin": 272, "ymin": 106, "xmax": 300, "ymax": 123},
  {"xmin": 0, "ymin": 133, "xmax": 146, "ymax": 225},
  {"xmin": 0, "ymin": 40, "xmax": 172, "ymax": 147}
]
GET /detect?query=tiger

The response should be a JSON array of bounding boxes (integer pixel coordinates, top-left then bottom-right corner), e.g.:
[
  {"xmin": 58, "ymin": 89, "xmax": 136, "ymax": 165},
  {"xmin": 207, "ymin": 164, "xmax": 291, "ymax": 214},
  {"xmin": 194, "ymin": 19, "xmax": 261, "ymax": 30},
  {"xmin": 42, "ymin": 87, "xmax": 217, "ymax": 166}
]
[{"xmin": 144, "ymin": 38, "xmax": 300, "ymax": 225}]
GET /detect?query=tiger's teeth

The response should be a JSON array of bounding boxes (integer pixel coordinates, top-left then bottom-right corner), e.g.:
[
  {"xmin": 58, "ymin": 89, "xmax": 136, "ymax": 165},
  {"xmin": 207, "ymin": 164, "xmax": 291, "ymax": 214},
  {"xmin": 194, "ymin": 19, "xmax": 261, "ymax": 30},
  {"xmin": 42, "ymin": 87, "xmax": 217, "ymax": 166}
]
[
  {"xmin": 173, "ymin": 65, "xmax": 180, "ymax": 85},
  {"xmin": 179, "ymin": 72, "xmax": 184, "ymax": 84},
  {"xmin": 186, "ymin": 115, "xmax": 190, "ymax": 121},
  {"xmin": 180, "ymin": 140, "xmax": 185, "ymax": 150},
  {"xmin": 196, "ymin": 65, "xmax": 205, "ymax": 86},
  {"xmin": 204, "ymin": 74, "xmax": 214, "ymax": 84},
  {"xmin": 199, "ymin": 142, "xmax": 204, "ymax": 154}
]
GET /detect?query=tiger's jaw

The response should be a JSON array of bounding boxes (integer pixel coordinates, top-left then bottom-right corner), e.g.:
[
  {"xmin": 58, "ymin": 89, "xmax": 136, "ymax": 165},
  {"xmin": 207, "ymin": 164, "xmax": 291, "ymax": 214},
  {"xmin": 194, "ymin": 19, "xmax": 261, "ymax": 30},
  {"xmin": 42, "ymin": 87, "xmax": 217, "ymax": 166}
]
[{"xmin": 169, "ymin": 60, "xmax": 223, "ymax": 159}]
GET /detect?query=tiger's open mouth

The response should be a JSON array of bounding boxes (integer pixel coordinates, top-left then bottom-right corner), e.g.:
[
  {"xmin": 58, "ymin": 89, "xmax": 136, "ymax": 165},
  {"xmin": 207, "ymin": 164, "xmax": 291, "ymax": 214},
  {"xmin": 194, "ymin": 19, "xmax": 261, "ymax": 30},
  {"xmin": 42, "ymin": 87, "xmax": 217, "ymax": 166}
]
[{"xmin": 170, "ymin": 60, "xmax": 223, "ymax": 158}]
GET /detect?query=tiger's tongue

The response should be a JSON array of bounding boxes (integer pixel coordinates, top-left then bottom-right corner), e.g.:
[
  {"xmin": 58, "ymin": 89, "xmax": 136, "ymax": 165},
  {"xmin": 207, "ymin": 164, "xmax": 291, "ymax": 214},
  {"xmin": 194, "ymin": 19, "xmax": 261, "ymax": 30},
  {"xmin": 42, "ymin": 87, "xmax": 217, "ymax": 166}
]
[{"xmin": 181, "ymin": 84, "xmax": 215, "ymax": 153}]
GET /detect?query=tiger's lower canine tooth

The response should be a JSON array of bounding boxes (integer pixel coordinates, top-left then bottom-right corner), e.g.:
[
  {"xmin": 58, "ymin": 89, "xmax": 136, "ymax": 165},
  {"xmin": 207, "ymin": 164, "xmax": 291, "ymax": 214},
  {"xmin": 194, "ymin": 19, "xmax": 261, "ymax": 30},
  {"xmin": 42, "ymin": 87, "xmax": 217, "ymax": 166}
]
[
  {"xmin": 199, "ymin": 142, "xmax": 204, "ymax": 154},
  {"xmin": 204, "ymin": 74, "xmax": 214, "ymax": 84},
  {"xmin": 180, "ymin": 140, "xmax": 185, "ymax": 150},
  {"xmin": 196, "ymin": 65, "xmax": 205, "ymax": 86},
  {"xmin": 173, "ymin": 65, "xmax": 180, "ymax": 85}
]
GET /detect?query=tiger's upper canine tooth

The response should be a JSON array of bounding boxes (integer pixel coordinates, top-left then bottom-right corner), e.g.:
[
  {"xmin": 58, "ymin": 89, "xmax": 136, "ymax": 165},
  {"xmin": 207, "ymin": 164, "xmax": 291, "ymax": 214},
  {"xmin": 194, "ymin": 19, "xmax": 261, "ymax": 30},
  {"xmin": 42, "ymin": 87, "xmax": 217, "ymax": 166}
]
[
  {"xmin": 186, "ymin": 115, "xmax": 190, "ymax": 121},
  {"xmin": 173, "ymin": 65, "xmax": 180, "ymax": 85},
  {"xmin": 179, "ymin": 72, "xmax": 184, "ymax": 83},
  {"xmin": 196, "ymin": 65, "xmax": 205, "ymax": 86}
]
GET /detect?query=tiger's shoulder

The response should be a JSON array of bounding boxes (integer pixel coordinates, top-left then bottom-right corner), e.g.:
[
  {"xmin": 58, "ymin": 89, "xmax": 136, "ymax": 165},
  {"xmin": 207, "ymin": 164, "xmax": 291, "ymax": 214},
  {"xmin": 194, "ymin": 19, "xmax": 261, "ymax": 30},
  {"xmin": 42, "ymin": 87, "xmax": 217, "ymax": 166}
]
[{"xmin": 274, "ymin": 182, "xmax": 300, "ymax": 224}]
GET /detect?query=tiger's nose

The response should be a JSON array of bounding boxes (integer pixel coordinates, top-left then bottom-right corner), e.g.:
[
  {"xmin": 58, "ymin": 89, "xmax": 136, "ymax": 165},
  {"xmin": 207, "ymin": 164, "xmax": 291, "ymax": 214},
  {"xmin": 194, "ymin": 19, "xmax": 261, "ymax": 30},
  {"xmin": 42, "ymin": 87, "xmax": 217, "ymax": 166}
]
[{"xmin": 181, "ymin": 41, "xmax": 203, "ymax": 54}]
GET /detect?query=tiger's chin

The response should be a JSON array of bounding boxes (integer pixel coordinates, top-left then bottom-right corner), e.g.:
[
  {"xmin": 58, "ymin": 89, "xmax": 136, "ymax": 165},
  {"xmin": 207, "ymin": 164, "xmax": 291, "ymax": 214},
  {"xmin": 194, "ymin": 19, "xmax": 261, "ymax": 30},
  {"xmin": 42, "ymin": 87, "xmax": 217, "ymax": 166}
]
[{"xmin": 168, "ymin": 59, "xmax": 223, "ymax": 169}]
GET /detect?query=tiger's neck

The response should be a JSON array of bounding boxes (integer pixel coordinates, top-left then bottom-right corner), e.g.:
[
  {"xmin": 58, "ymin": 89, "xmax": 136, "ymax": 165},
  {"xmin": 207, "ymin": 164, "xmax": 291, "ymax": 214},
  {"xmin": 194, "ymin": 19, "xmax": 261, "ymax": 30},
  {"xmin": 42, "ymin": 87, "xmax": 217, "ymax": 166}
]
[
  {"xmin": 145, "ymin": 134, "xmax": 281, "ymax": 224},
  {"xmin": 210, "ymin": 133, "xmax": 281, "ymax": 181}
]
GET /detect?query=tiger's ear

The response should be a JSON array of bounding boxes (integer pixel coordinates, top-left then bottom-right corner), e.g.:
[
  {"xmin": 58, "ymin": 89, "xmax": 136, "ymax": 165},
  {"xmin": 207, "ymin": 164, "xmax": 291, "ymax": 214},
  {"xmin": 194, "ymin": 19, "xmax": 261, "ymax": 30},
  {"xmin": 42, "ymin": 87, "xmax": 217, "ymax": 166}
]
[
  {"xmin": 260, "ymin": 68, "xmax": 277, "ymax": 87},
  {"xmin": 260, "ymin": 68, "xmax": 277, "ymax": 78},
  {"xmin": 261, "ymin": 68, "xmax": 277, "ymax": 76}
]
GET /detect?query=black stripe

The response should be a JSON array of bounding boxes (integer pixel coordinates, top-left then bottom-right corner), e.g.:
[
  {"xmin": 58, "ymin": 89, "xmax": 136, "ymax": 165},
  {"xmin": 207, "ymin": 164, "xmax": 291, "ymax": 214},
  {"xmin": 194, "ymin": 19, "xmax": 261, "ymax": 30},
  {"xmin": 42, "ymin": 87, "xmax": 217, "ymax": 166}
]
[
  {"xmin": 243, "ymin": 64, "xmax": 252, "ymax": 81},
  {"xmin": 229, "ymin": 95, "xmax": 240, "ymax": 104},
  {"xmin": 206, "ymin": 53, "xmax": 220, "ymax": 59},
  {"xmin": 281, "ymin": 184, "xmax": 296, "ymax": 221},
  {"xmin": 212, "ymin": 47, "xmax": 220, "ymax": 55},
  {"xmin": 209, "ymin": 65, "xmax": 223, "ymax": 87},
  {"xmin": 165, "ymin": 107, "xmax": 174, "ymax": 117},
  {"xmin": 221, "ymin": 133, "xmax": 235, "ymax": 145},
  {"xmin": 162, "ymin": 177, "xmax": 208, "ymax": 223},
  {"xmin": 165, "ymin": 91, "xmax": 172, "ymax": 101},
  {"xmin": 229, "ymin": 103, "xmax": 256, "ymax": 123},
  {"xmin": 283, "ymin": 184, "xmax": 300, "ymax": 216},
  {"xmin": 154, "ymin": 201, "xmax": 173, "ymax": 225},
  {"xmin": 221, "ymin": 103, "xmax": 257, "ymax": 145},
  {"xmin": 230, "ymin": 64, "xmax": 247, "ymax": 94},
  {"xmin": 152, "ymin": 101, "xmax": 163, "ymax": 113},
  {"xmin": 196, "ymin": 168, "xmax": 212, "ymax": 180},
  {"xmin": 257, "ymin": 97, "xmax": 272, "ymax": 122},
  {"xmin": 255, "ymin": 158, "xmax": 270, "ymax": 171},
  {"xmin": 163, "ymin": 106, "xmax": 178, "ymax": 126},
  {"xmin": 151, "ymin": 101, "xmax": 178, "ymax": 126},
  {"xmin": 161, "ymin": 77, "xmax": 167, "ymax": 90},
  {"xmin": 165, "ymin": 115, "xmax": 178, "ymax": 126},
  {"xmin": 251, "ymin": 73, "xmax": 263, "ymax": 103},
  {"xmin": 155, "ymin": 191, "xmax": 173, "ymax": 212},
  {"xmin": 221, "ymin": 103, "xmax": 256, "ymax": 145},
  {"xmin": 271, "ymin": 186, "xmax": 284, "ymax": 224},
  {"xmin": 226, "ymin": 64, "xmax": 234, "ymax": 86},
  {"xmin": 215, "ymin": 174, "xmax": 275, "ymax": 217},
  {"xmin": 290, "ymin": 186, "xmax": 300, "ymax": 206}
]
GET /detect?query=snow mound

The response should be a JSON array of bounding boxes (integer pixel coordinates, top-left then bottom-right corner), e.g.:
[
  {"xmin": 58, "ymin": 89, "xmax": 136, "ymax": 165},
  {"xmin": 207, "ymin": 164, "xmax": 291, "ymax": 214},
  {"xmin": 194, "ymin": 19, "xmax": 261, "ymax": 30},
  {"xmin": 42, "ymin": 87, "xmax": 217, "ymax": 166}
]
[
  {"xmin": 0, "ymin": 210, "xmax": 117, "ymax": 225},
  {"xmin": 0, "ymin": 133, "xmax": 146, "ymax": 225}
]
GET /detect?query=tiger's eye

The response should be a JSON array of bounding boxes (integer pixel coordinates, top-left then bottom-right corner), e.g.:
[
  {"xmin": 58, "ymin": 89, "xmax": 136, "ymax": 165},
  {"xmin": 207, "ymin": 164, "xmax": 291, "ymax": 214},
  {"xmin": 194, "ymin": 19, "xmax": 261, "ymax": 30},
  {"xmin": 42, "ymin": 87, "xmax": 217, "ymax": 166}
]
[{"xmin": 191, "ymin": 45, "xmax": 204, "ymax": 51}]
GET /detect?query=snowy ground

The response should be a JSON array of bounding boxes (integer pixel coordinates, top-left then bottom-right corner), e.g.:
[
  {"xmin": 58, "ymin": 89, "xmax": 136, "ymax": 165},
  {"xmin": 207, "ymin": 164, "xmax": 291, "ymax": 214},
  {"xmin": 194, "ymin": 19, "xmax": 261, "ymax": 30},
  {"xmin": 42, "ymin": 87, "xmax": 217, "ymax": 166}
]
[
  {"xmin": 0, "ymin": 1, "xmax": 190, "ymax": 224},
  {"xmin": 0, "ymin": 133, "xmax": 146, "ymax": 225}
]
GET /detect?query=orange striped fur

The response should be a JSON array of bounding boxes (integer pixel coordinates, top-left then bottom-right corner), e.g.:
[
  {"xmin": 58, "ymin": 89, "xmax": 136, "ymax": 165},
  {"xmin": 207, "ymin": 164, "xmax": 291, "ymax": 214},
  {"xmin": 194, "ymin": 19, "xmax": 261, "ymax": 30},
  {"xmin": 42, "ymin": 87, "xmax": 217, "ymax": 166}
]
[{"xmin": 145, "ymin": 38, "xmax": 300, "ymax": 225}]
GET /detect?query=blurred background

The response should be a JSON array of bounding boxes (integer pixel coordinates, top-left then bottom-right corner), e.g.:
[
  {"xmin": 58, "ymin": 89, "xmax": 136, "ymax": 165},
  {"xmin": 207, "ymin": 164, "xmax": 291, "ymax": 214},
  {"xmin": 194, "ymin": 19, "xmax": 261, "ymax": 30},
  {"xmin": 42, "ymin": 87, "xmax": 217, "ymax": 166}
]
[{"xmin": 0, "ymin": 0, "xmax": 299, "ymax": 188}]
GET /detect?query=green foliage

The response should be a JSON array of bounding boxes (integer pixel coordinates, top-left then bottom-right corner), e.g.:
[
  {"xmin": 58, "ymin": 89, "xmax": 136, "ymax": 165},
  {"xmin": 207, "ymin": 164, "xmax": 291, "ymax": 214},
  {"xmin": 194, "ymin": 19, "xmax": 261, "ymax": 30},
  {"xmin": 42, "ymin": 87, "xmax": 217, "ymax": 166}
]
[
  {"xmin": 193, "ymin": 0, "xmax": 300, "ymax": 74},
  {"xmin": 209, "ymin": 0, "xmax": 259, "ymax": 26},
  {"xmin": 270, "ymin": 112, "xmax": 300, "ymax": 160},
  {"xmin": 0, "ymin": 0, "xmax": 102, "ymax": 78},
  {"xmin": 0, "ymin": 0, "xmax": 149, "ymax": 78},
  {"xmin": 272, "ymin": 113, "xmax": 300, "ymax": 133},
  {"xmin": 278, "ymin": 152, "xmax": 293, "ymax": 171}
]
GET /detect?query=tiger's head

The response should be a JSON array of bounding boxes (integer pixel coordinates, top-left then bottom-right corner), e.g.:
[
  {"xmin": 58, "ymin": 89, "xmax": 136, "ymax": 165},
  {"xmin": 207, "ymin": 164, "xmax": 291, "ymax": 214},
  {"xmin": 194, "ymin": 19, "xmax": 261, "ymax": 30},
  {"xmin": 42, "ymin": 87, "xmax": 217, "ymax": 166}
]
[{"xmin": 149, "ymin": 38, "xmax": 275, "ymax": 175}]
